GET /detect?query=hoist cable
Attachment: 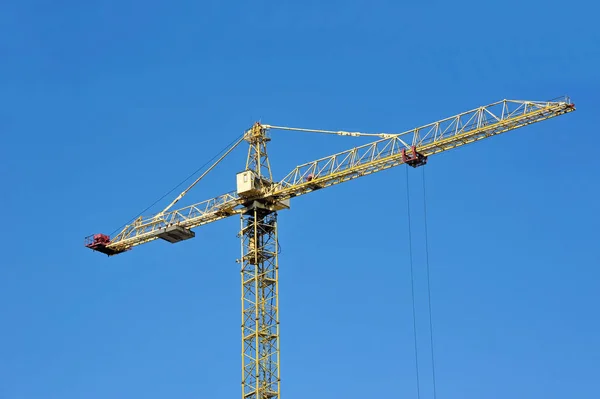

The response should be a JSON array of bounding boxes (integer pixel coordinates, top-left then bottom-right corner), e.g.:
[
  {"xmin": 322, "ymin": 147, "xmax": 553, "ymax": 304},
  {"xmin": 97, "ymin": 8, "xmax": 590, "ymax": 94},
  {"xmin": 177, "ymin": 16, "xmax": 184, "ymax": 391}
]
[
  {"xmin": 405, "ymin": 166, "xmax": 422, "ymax": 399},
  {"xmin": 422, "ymin": 168, "xmax": 438, "ymax": 399}
]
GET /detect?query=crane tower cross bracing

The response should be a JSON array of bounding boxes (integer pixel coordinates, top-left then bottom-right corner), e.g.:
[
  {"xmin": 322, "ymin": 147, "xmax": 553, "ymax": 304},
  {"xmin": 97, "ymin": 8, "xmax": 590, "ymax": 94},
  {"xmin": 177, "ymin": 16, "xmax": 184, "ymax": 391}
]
[{"xmin": 85, "ymin": 97, "xmax": 575, "ymax": 399}]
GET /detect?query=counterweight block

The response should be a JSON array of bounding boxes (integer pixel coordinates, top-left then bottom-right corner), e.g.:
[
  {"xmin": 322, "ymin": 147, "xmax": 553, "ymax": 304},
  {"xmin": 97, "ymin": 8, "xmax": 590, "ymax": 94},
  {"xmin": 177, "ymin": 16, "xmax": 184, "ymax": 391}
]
[
  {"xmin": 157, "ymin": 225, "xmax": 195, "ymax": 243},
  {"xmin": 84, "ymin": 234, "xmax": 126, "ymax": 256}
]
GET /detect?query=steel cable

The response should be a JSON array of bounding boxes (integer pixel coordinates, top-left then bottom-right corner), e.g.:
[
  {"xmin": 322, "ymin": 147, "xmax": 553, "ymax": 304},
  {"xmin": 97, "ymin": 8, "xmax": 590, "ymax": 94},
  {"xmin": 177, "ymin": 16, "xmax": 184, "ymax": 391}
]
[
  {"xmin": 422, "ymin": 167, "xmax": 438, "ymax": 399},
  {"xmin": 110, "ymin": 133, "xmax": 244, "ymax": 236},
  {"xmin": 405, "ymin": 166, "xmax": 422, "ymax": 399}
]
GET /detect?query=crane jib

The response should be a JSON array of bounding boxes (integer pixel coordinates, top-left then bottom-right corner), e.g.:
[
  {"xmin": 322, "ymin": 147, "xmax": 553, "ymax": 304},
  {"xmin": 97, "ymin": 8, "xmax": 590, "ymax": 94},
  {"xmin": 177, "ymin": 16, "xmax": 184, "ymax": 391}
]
[{"xmin": 84, "ymin": 98, "xmax": 575, "ymax": 256}]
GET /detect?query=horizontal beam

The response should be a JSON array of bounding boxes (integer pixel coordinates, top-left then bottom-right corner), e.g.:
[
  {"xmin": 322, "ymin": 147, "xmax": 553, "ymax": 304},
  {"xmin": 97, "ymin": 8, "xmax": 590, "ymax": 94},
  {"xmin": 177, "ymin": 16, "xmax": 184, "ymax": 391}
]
[
  {"xmin": 270, "ymin": 98, "xmax": 574, "ymax": 198},
  {"xmin": 108, "ymin": 192, "xmax": 242, "ymax": 251},
  {"xmin": 102, "ymin": 97, "xmax": 574, "ymax": 253}
]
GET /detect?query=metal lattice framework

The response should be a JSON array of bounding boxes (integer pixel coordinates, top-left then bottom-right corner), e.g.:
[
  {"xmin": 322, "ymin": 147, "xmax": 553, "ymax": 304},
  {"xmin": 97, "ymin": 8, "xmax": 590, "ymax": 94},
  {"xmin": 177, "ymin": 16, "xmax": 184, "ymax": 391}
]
[
  {"xmin": 245, "ymin": 122, "xmax": 273, "ymax": 182},
  {"xmin": 240, "ymin": 208, "xmax": 280, "ymax": 399},
  {"xmin": 85, "ymin": 96, "xmax": 575, "ymax": 399},
  {"xmin": 99, "ymin": 97, "xmax": 574, "ymax": 254},
  {"xmin": 274, "ymin": 98, "xmax": 573, "ymax": 192}
]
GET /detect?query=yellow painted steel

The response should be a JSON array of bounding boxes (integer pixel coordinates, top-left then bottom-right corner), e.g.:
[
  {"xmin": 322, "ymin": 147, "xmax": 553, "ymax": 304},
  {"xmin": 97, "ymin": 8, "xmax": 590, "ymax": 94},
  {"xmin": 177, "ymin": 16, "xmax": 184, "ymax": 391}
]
[
  {"xmin": 270, "ymin": 98, "xmax": 575, "ymax": 198},
  {"xmin": 92, "ymin": 96, "xmax": 575, "ymax": 399},
  {"xmin": 239, "ymin": 207, "xmax": 281, "ymax": 399},
  {"xmin": 239, "ymin": 122, "xmax": 281, "ymax": 399},
  {"xmin": 106, "ymin": 97, "xmax": 574, "ymax": 253}
]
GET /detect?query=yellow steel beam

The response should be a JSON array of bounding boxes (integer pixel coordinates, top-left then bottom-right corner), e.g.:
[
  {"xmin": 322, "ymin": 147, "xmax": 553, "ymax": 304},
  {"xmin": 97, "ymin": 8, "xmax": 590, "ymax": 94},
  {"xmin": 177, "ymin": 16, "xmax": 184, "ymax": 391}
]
[
  {"xmin": 101, "ymin": 97, "xmax": 574, "ymax": 253},
  {"xmin": 239, "ymin": 207, "xmax": 281, "ymax": 399},
  {"xmin": 270, "ymin": 98, "xmax": 575, "ymax": 199}
]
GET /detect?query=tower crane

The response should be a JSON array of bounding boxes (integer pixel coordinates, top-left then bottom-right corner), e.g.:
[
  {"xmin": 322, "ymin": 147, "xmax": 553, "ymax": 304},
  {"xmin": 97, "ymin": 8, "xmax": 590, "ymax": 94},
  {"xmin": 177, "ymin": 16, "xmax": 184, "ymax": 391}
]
[{"xmin": 85, "ymin": 97, "xmax": 575, "ymax": 399}]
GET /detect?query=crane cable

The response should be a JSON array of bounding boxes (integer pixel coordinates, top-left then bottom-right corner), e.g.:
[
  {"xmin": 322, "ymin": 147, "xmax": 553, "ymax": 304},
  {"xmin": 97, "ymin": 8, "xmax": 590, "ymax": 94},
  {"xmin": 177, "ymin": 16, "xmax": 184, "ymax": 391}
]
[
  {"xmin": 155, "ymin": 135, "xmax": 245, "ymax": 217},
  {"xmin": 405, "ymin": 165, "xmax": 422, "ymax": 399},
  {"xmin": 265, "ymin": 124, "xmax": 401, "ymax": 139},
  {"xmin": 110, "ymin": 133, "xmax": 245, "ymax": 236},
  {"xmin": 422, "ymin": 167, "xmax": 438, "ymax": 399},
  {"xmin": 405, "ymin": 165, "xmax": 438, "ymax": 399}
]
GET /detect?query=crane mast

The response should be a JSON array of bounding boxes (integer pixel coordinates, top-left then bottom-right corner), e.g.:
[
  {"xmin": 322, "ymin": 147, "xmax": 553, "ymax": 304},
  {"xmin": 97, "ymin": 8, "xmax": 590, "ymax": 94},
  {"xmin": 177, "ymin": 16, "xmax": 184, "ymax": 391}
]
[
  {"xmin": 239, "ymin": 123, "xmax": 283, "ymax": 398},
  {"xmin": 84, "ymin": 97, "xmax": 576, "ymax": 399}
]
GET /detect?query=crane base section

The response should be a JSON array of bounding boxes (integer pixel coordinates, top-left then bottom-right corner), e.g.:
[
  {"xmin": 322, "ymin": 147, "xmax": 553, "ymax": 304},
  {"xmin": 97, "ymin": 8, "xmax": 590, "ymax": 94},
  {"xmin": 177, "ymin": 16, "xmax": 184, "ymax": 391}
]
[{"xmin": 157, "ymin": 225, "xmax": 195, "ymax": 243}]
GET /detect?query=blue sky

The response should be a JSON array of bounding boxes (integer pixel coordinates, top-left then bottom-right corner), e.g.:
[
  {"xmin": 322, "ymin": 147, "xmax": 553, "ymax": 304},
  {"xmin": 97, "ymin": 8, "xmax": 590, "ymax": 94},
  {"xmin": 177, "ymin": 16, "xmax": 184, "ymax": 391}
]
[{"xmin": 1, "ymin": 1, "xmax": 599, "ymax": 398}]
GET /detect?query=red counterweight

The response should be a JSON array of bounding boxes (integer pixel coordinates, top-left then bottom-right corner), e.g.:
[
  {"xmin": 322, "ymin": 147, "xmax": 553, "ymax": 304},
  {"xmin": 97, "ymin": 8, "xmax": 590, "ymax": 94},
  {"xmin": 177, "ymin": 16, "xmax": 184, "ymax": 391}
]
[{"xmin": 85, "ymin": 234, "xmax": 125, "ymax": 256}]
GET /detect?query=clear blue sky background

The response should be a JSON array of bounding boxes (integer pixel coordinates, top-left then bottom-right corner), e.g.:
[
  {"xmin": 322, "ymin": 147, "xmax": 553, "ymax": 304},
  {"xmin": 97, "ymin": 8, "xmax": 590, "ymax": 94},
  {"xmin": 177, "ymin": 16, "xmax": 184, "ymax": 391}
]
[{"xmin": 1, "ymin": 1, "xmax": 598, "ymax": 398}]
